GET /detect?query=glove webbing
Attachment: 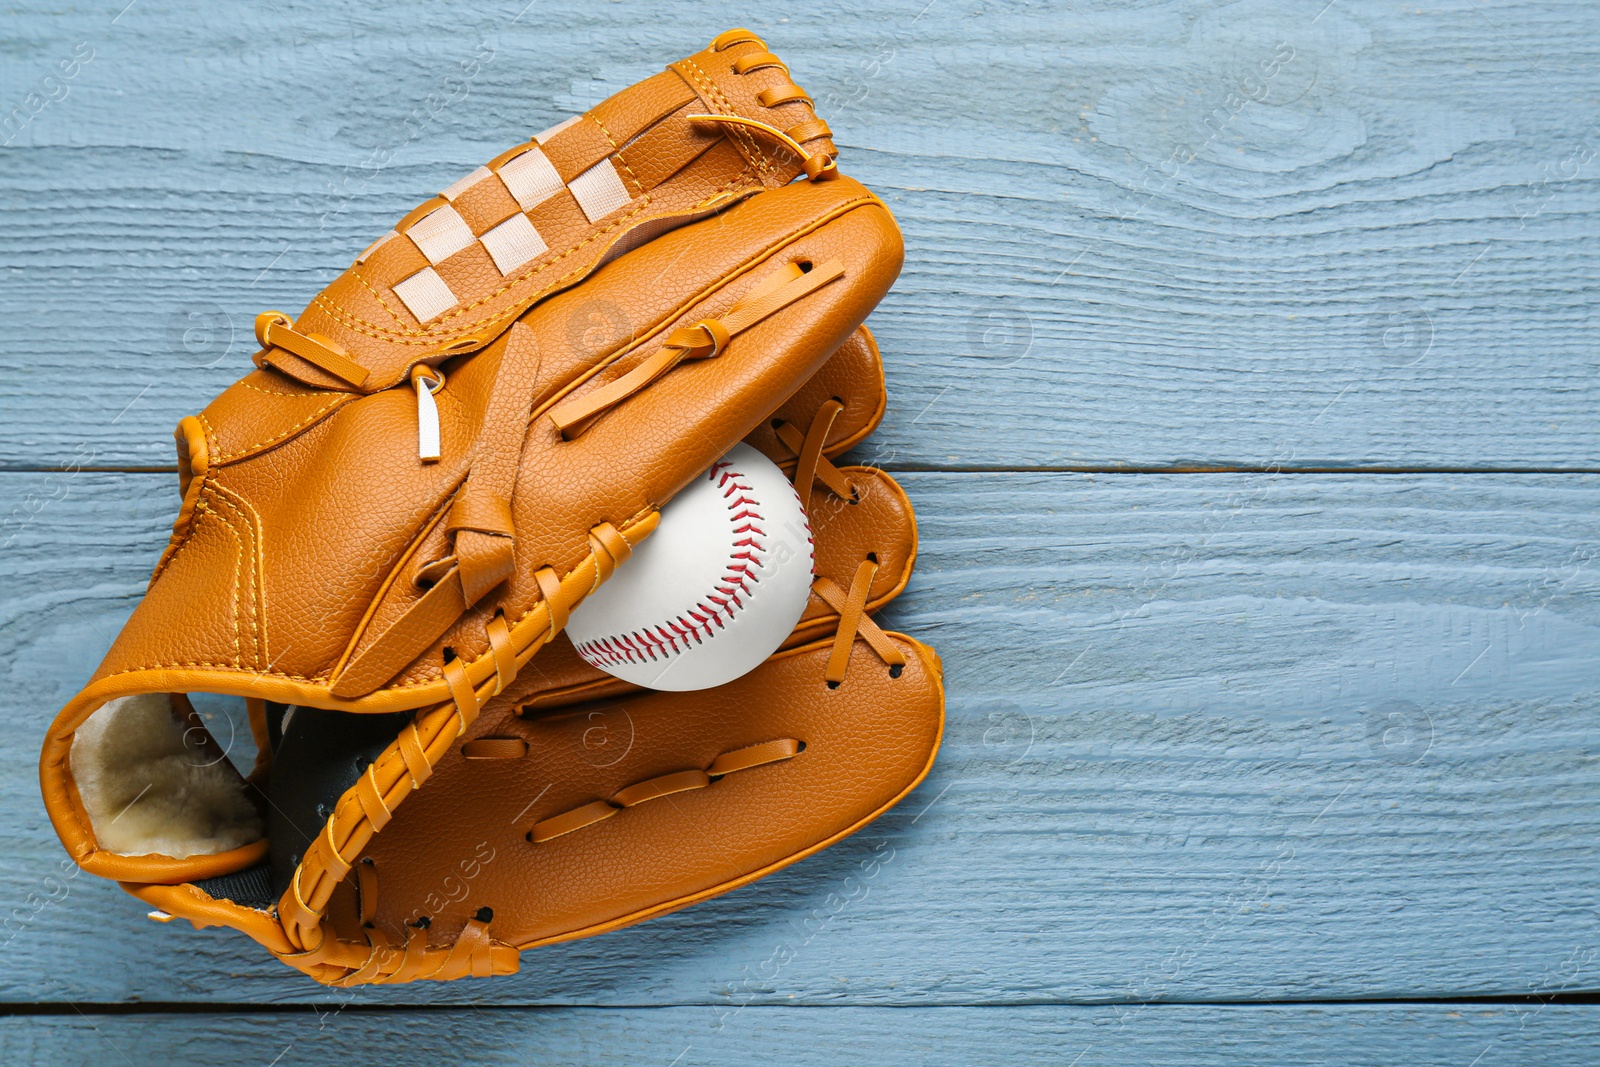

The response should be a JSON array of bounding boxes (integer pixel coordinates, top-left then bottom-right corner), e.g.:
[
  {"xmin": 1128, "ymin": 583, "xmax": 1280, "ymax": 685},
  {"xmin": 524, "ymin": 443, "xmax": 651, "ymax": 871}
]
[{"xmin": 251, "ymin": 28, "xmax": 837, "ymax": 398}]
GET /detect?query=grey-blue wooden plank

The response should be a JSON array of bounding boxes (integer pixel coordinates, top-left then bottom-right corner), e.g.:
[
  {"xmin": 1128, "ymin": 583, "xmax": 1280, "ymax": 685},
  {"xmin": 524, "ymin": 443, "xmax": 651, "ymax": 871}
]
[
  {"xmin": 3, "ymin": 0, "xmax": 1599, "ymax": 469},
  {"xmin": 2, "ymin": 471, "xmax": 1598, "ymax": 1006},
  {"xmin": 3, "ymin": 1005, "xmax": 1599, "ymax": 1067}
]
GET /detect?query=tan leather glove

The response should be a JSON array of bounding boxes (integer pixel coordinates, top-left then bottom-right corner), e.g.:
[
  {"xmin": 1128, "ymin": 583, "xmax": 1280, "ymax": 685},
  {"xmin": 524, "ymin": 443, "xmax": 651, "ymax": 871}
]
[{"xmin": 41, "ymin": 29, "xmax": 943, "ymax": 987}]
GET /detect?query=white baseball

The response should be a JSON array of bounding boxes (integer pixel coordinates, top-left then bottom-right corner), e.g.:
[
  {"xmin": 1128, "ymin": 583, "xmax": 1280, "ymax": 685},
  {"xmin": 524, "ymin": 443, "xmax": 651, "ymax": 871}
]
[{"xmin": 566, "ymin": 442, "xmax": 814, "ymax": 691}]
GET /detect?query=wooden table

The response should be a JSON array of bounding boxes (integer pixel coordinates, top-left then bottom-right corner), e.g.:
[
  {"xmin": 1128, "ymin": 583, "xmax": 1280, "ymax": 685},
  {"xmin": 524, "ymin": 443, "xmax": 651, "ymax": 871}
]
[{"xmin": 3, "ymin": 1, "xmax": 1597, "ymax": 1062}]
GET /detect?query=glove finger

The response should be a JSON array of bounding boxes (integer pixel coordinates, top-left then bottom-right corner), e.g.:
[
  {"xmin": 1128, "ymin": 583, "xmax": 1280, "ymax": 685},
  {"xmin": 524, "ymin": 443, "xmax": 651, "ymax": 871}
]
[{"xmin": 748, "ymin": 322, "xmax": 886, "ymax": 468}]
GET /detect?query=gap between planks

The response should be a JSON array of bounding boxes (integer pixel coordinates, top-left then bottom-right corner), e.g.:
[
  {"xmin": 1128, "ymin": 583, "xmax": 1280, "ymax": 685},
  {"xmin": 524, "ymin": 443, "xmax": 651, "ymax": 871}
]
[
  {"xmin": 4, "ymin": 994, "xmax": 1600, "ymax": 1016},
  {"xmin": 6, "ymin": 465, "xmax": 1600, "ymax": 477}
]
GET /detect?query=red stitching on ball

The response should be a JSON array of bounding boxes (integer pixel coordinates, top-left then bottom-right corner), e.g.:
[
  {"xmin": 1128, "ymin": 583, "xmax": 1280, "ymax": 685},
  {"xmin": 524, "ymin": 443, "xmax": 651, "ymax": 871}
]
[{"xmin": 573, "ymin": 453, "xmax": 802, "ymax": 674}]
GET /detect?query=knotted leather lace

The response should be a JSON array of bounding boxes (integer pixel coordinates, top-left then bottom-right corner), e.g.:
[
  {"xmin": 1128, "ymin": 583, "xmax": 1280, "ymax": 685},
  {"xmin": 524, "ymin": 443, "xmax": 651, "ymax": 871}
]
[
  {"xmin": 253, "ymin": 311, "xmax": 369, "ymax": 390},
  {"xmin": 548, "ymin": 258, "xmax": 846, "ymax": 438}
]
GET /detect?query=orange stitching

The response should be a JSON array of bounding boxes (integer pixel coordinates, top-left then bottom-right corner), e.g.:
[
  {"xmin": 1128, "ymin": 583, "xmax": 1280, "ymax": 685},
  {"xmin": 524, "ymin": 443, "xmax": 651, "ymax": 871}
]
[
  {"xmin": 691, "ymin": 62, "xmax": 764, "ymax": 175},
  {"xmin": 203, "ymin": 489, "xmax": 255, "ymax": 666},
  {"xmin": 586, "ymin": 113, "xmax": 647, "ymax": 200},
  {"xmin": 192, "ymin": 494, "xmax": 244, "ymax": 667},
  {"xmin": 209, "ymin": 481, "xmax": 270, "ymax": 665},
  {"xmin": 196, "ymin": 412, "xmax": 221, "ymax": 470},
  {"xmin": 148, "ymin": 461, "xmax": 212, "ymax": 585},
  {"xmin": 704, "ymin": 57, "xmax": 778, "ymax": 178},
  {"xmin": 101, "ymin": 661, "xmax": 328, "ymax": 682},
  {"xmin": 678, "ymin": 60, "xmax": 743, "ymax": 157},
  {"xmin": 204, "ymin": 494, "xmax": 245, "ymax": 665},
  {"xmin": 345, "ymin": 262, "xmax": 416, "ymax": 333},
  {"xmin": 679, "ymin": 57, "xmax": 773, "ymax": 179},
  {"xmin": 233, "ymin": 378, "xmax": 328, "ymax": 398},
  {"xmin": 318, "ymin": 196, "xmax": 654, "ymax": 340},
  {"xmin": 210, "ymin": 395, "xmax": 352, "ymax": 464}
]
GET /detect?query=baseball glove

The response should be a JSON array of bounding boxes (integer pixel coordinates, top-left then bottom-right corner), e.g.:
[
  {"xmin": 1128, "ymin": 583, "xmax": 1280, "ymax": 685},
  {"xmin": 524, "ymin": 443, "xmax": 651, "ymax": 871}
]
[{"xmin": 41, "ymin": 31, "xmax": 941, "ymax": 985}]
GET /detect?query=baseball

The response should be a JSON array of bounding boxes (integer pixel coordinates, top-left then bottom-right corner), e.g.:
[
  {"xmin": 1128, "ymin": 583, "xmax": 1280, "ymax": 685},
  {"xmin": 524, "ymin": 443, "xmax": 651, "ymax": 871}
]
[{"xmin": 565, "ymin": 442, "xmax": 814, "ymax": 691}]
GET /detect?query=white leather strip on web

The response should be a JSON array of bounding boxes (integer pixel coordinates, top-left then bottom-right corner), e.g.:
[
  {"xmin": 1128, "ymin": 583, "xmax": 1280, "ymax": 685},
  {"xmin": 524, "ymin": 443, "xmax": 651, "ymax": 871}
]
[
  {"xmin": 497, "ymin": 147, "xmax": 564, "ymax": 210},
  {"xmin": 479, "ymin": 214, "xmax": 548, "ymax": 274},
  {"xmin": 568, "ymin": 158, "xmax": 631, "ymax": 223},
  {"xmin": 534, "ymin": 115, "xmax": 582, "ymax": 143},
  {"xmin": 407, "ymin": 205, "xmax": 476, "ymax": 264},
  {"xmin": 393, "ymin": 267, "xmax": 458, "ymax": 323},
  {"xmin": 441, "ymin": 166, "xmax": 492, "ymax": 202}
]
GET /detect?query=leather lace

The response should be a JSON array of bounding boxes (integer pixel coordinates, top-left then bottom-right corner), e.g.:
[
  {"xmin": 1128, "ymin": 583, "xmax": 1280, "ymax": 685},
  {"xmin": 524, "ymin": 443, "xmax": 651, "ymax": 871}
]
[
  {"xmin": 687, "ymin": 114, "xmax": 837, "ymax": 179},
  {"xmin": 253, "ymin": 311, "xmax": 369, "ymax": 390},
  {"xmin": 534, "ymin": 738, "xmax": 801, "ymax": 840},
  {"xmin": 706, "ymin": 28, "xmax": 837, "ymax": 179},
  {"xmin": 776, "ymin": 399, "xmax": 906, "ymax": 686},
  {"xmin": 813, "ymin": 563, "xmax": 906, "ymax": 685},
  {"xmin": 548, "ymin": 258, "xmax": 846, "ymax": 438},
  {"xmin": 329, "ymin": 914, "xmax": 503, "ymax": 986}
]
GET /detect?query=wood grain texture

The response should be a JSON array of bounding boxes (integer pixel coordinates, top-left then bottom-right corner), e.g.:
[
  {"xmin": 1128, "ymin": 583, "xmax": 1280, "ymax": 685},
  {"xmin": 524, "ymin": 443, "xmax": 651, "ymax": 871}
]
[
  {"xmin": 3, "ymin": 0, "xmax": 1599, "ymax": 468},
  {"xmin": 4, "ymin": 1005, "xmax": 1599, "ymax": 1066},
  {"xmin": 2, "ymin": 472, "xmax": 1596, "ymax": 1009},
  {"xmin": 3, "ymin": 0, "xmax": 1598, "ymax": 1058}
]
